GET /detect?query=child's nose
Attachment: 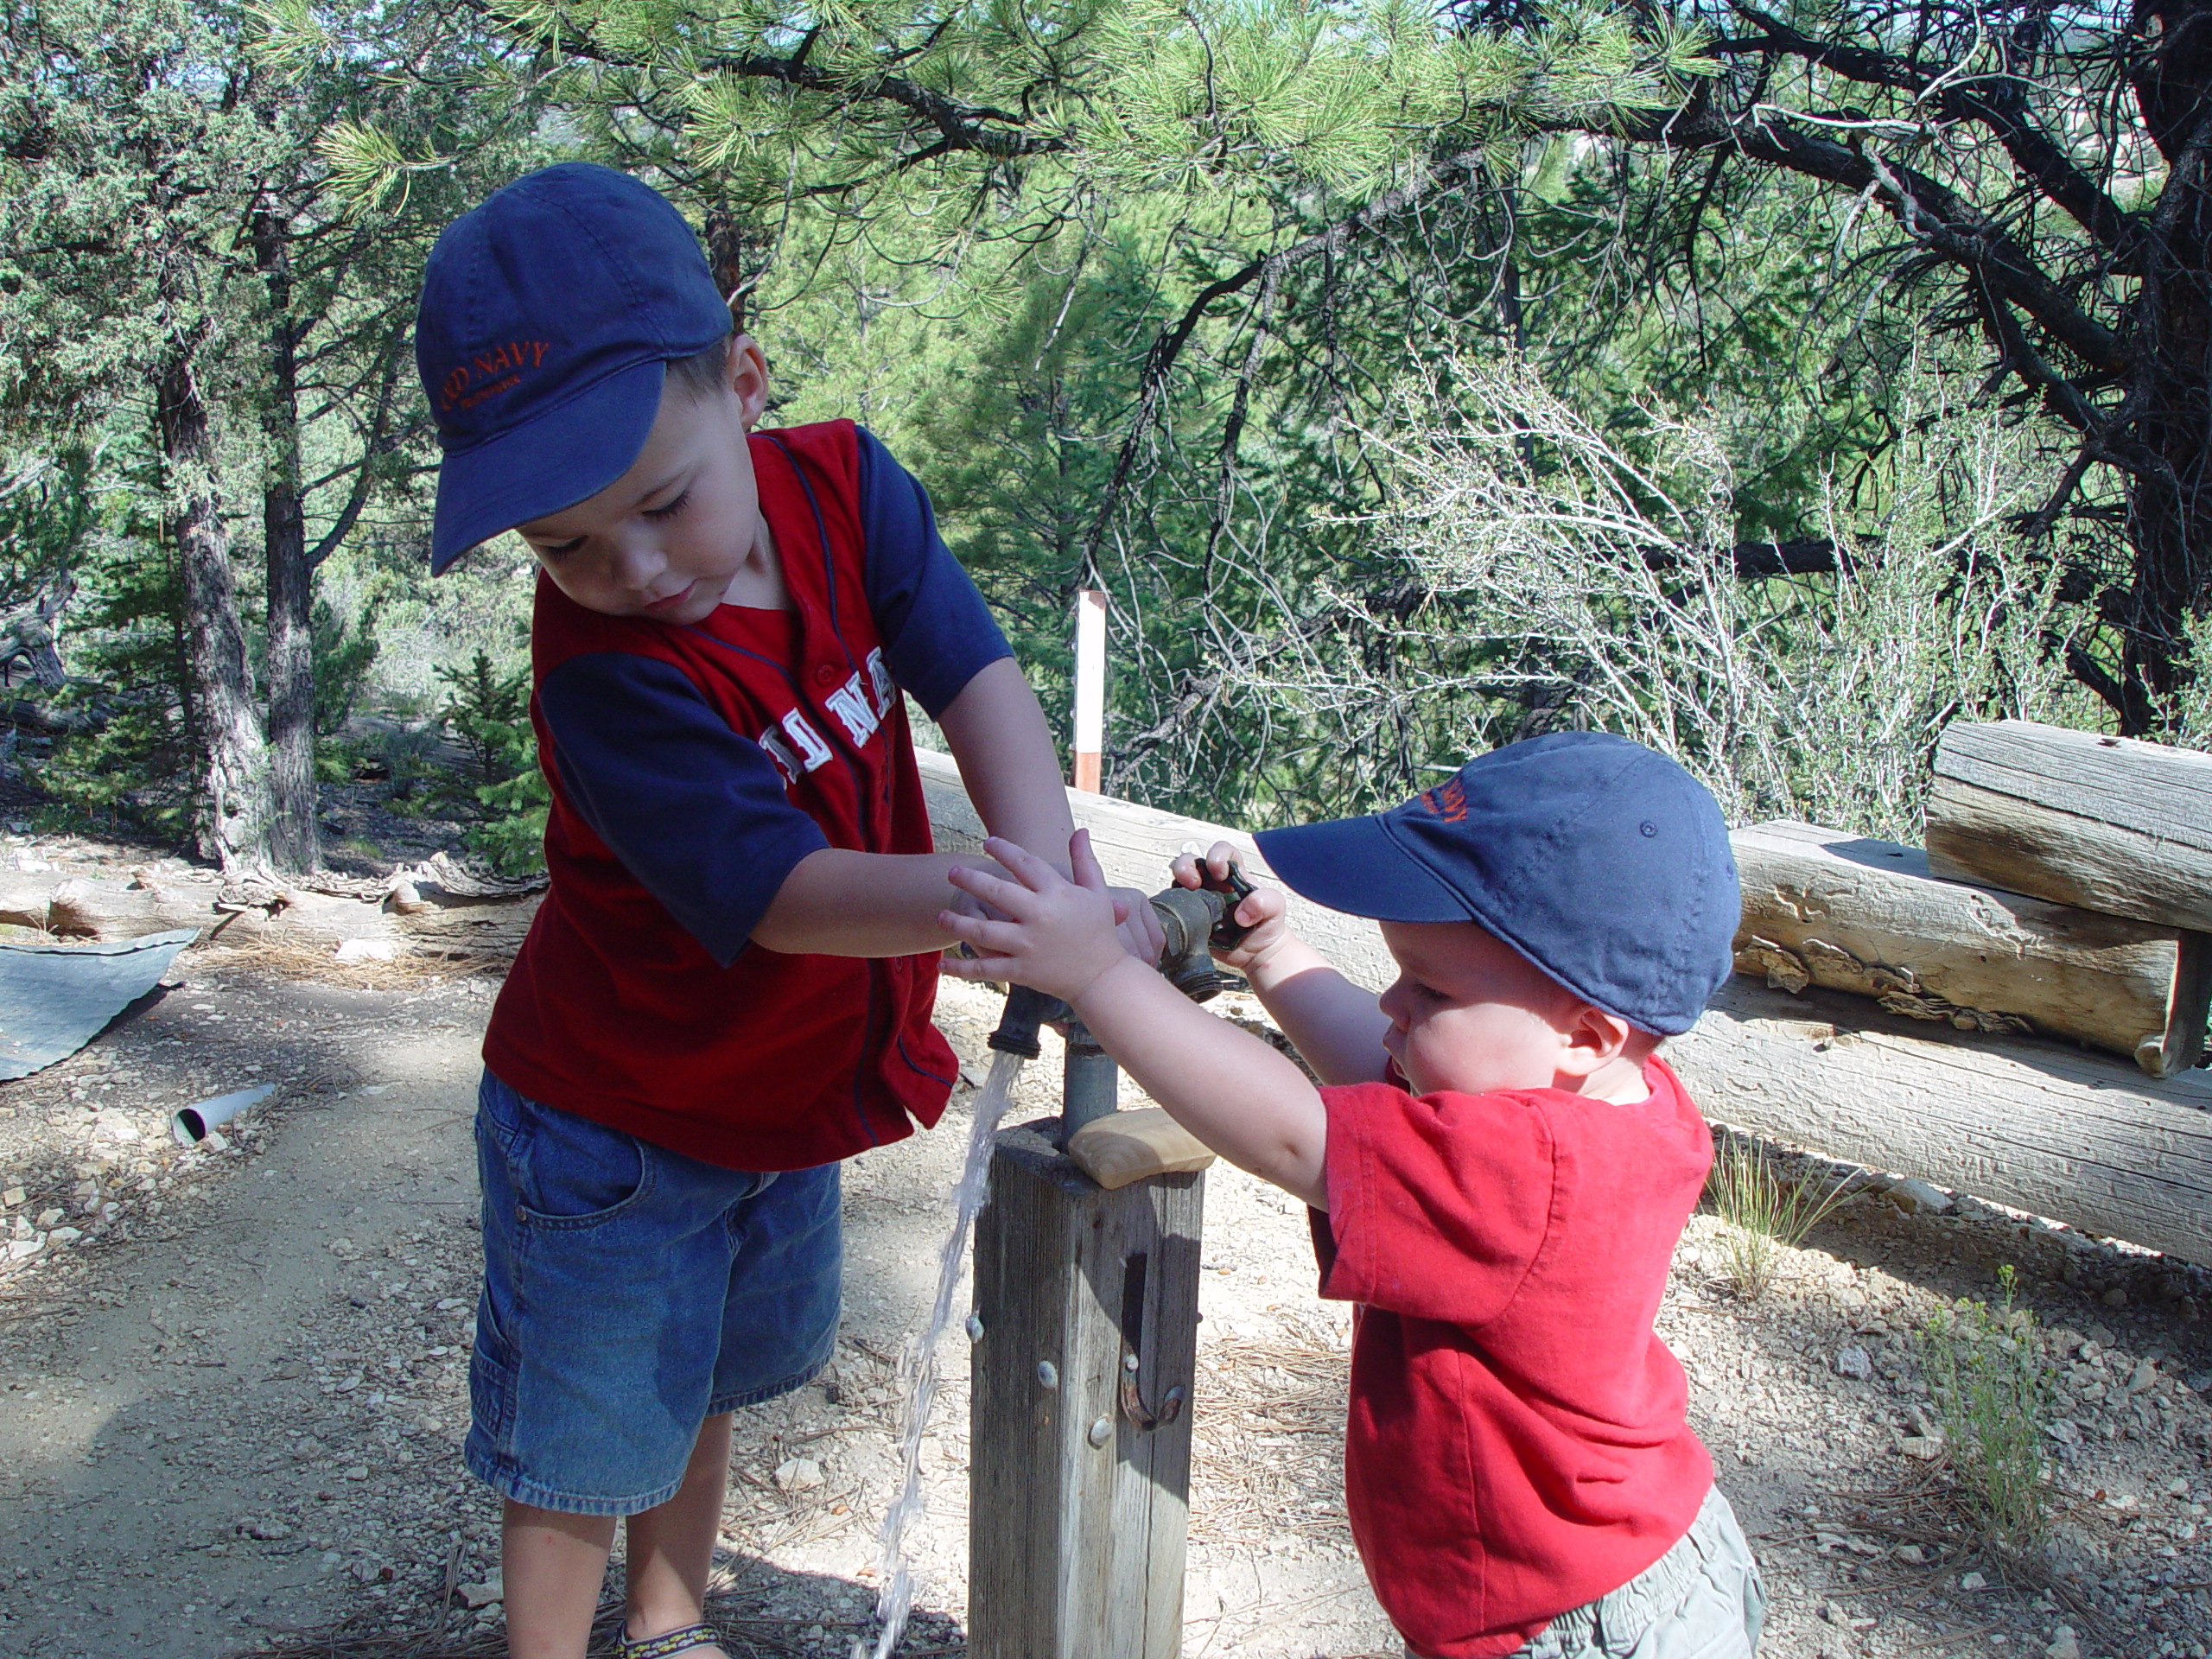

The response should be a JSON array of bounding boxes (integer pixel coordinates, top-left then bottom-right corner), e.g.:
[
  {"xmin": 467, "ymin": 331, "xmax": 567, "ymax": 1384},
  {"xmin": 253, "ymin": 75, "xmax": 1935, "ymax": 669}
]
[{"xmin": 607, "ymin": 531, "xmax": 668, "ymax": 592}]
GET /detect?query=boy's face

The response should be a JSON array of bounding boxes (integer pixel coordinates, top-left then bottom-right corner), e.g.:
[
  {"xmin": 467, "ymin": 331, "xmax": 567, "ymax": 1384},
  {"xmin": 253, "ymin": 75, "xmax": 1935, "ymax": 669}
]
[
  {"xmin": 512, "ymin": 337, "xmax": 773, "ymax": 626},
  {"xmin": 1376, "ymin": 920, "xmax": 1589, "ymax": 1096}
]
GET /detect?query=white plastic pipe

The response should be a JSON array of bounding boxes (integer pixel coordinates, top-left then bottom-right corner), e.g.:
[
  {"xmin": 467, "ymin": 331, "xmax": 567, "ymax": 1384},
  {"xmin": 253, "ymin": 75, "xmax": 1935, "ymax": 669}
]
[
  {"xmin": 171, "ymin": 1084, "xmax": 275, "ymax": 1145},
  {"xmin": 1072, "ymin": 589, "xmax": 1106, "ymax": 793}
]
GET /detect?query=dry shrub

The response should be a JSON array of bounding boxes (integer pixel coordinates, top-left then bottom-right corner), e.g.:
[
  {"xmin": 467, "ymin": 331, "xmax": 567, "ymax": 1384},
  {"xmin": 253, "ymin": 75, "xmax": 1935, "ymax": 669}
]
[{"xmin": 1300, "ymin": 353, "xmax": 2091, "ymax": 838}]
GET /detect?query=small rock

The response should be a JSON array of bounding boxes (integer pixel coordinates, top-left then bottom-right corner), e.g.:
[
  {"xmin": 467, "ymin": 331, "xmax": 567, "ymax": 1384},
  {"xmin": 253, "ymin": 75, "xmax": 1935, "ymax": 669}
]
[
  {"xmin": 1960, "ymin": 1570, "xmax": 1986, "ymax": 1591},
  {"xmin": 1, "ymin": 1185, "xmax": 23, "ymax": 1207},
  {"xmin": 1885, "ymin": 1178, "xmax": 1954, "ymax": 1215},
  {"xmin": 2127, "ymin": 1359, "xmax": 2157, "ymax": 1393},
  {"xmin": 34, "ymin": 1207, "xmax": 61, "ymax": 1230},
  {"xmin": 2101, "ymin": 1286, "xmax": 2128, "ymax": 1308},
  {"xmin": 1894, "ymin": 1542, "xmax": 1926, "ymax": 1564},
  {"xmin": 2044, "ymin": 1628, "xmax": 2080, "ymax": 1659},
  {"xmin": 1835, "ymin": 1344, "xmax": 1872, "ymax": 1379},
  {"xmin": 457, "ymin": 1576, "xmax": 503, "ymax": 1610},
  {"xmin": 772, "ymin": 1457, "xmax": 824, "ymax": 1491},
  {"xmin": 334, "ymin": 938, "xmax": 399, "ymax": 963},
  {"xmin": 342, "ymin": 1465, "xmax": 369, "ymax": 1481},
  {"xmin": 2046, "ymin": 1419, "xmax": 2082, "ymax": 1446},
  {"xmin": 245, "ymin": 1520, "xmax": 292, "ymax": 1541},
  {"xmin": 1821, "ymin": 1600, "xmax": 1849, "ymax": 1625}
]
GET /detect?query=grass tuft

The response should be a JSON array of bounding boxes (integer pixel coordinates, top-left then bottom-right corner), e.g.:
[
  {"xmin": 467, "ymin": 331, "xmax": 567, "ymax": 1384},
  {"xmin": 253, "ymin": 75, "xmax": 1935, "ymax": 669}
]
[{"xmin": 1704, "ymin": 1135, "xmax": 1851, "ymax": 1299}]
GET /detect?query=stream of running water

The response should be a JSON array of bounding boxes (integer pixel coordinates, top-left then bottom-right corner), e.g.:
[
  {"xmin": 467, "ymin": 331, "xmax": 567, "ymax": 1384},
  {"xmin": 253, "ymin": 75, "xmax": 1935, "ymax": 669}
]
[{"xmin": 856, "ymin": 1045, "xmax": 1027, "ymax": 1659}]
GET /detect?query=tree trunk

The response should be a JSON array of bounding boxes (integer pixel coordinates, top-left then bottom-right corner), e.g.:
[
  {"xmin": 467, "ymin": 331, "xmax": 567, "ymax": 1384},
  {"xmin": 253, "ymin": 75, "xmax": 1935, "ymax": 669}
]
[
  {"xmin": 2119, "ymin": 0, "xmax": 2212, "ymax": 732},
  {"xmin": 156, "ymin": 338, "xmax": 273, "ymax": 875},
  {"xmin": 256, "ymin": 208, "xmax": 320, "ymax": 874}
]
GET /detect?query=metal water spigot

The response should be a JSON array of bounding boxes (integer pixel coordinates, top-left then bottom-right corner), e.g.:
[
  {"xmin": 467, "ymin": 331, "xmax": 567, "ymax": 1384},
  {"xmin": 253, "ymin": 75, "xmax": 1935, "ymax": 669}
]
[{"xmin": 1146, "ymin": 862, "xmax": 1256, "ymax": 1004}]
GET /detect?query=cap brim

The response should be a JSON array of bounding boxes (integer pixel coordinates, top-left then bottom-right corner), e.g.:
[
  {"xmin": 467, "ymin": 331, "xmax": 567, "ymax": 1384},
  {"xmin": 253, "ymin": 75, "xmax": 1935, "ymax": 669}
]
[
  {"xmin": 429, "ymin": 358, "xmax": 666, "ymax": 573},
  {"xmin": 1254, "ymin": 814, "xmax": 1475, "ymax": 924}
]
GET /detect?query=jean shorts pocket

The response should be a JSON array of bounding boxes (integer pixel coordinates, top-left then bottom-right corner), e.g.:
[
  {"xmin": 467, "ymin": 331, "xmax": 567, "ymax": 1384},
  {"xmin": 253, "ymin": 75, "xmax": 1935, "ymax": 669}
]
[{"xmin": 510, "ymin": 1096, "xmax": 652, "ymax": 1229}]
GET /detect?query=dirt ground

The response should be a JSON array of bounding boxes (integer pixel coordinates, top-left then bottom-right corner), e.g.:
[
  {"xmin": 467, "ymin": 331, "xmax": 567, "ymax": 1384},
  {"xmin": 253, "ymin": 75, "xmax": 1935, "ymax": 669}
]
[{"xmin": 3, "ymin": 824, "xmax": 2211, "ymax": 1659}]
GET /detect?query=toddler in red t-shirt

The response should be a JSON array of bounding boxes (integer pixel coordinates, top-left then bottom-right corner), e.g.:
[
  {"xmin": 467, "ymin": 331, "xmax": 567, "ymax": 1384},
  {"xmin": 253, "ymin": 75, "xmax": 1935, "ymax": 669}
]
[{"xmin": 940, "ymin": 732, "xmax": 1765, "ymax": 1659}]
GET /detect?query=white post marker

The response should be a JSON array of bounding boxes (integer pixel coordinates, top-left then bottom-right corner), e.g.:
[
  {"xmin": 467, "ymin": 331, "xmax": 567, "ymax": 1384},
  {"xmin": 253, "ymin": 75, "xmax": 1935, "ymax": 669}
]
[{"xmin": 1071, "ymin": 588, "xmax": 1106, "ymax": 793}]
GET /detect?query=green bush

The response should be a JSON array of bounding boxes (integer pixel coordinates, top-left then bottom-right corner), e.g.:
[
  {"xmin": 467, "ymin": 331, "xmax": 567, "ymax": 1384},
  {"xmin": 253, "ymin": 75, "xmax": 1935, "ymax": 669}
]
[{"xmin": 1918, "ymin": 1265, "xmax": 2054, "ymax": 1549}]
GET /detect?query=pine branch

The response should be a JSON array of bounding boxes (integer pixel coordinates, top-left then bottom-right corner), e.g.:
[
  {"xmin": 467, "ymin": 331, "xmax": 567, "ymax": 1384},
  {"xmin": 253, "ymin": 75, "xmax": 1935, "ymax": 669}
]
[
  {"xmin": 1560, "ymin": 101, "xmax": 2128, "ymax": 376},
  {"xmin": 1719, "ymin": 5, "xmax": 2147, "ymax": 264}
]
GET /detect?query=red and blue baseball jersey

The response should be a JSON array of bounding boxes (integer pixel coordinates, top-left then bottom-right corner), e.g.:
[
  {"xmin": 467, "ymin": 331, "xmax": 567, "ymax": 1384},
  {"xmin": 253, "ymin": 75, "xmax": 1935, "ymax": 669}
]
[{"xmin": 481, "ymin": 420, "xmax": 1011, "ymax": 1170}]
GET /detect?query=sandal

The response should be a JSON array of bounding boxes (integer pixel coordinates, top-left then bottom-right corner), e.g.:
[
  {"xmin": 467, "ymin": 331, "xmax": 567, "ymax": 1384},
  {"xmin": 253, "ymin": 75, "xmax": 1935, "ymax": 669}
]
[{"xmin": 619, "ymin": 1623, "xmax": 726, "ymax": 1659}]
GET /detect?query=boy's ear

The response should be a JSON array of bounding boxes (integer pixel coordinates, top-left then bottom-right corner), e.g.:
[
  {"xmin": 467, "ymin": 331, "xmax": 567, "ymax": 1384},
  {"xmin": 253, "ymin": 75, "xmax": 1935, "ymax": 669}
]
[
  {"xmin": 727, "ymin": 334, "xmax": 772, "ymax": 430},
  {"xmin": 1552, "ymin": 1001, "xmax": 1636, "ymax": 1079}
]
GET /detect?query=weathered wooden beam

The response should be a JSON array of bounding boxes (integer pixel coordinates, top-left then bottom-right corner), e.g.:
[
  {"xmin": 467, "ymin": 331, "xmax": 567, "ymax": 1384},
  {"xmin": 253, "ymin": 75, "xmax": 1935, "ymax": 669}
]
[
  {"xmin": 1926, "ymin": 719, "xmax": 2212, "ymax": 932},
  {"xmin": 1669, "ymin": 979, "xmax": 2212, "ymax": 1264},
  {"xmin": 1734, "ymin": 820, "xmax": 2208, "ymax": 1077},
  {"xmin": 969, "ymin": 1126, "xmax": 1204, "ymax": 1659}
]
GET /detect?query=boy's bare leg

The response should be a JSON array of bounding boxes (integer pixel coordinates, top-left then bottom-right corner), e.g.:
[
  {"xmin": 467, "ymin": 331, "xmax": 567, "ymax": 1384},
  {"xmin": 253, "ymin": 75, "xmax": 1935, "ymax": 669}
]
[
  {"xmin": 623, "ymin": 1412, "xmax": 736, "ymax": 1652},
  {"xmin": 502, "ymin": 1503, "xmax": 617, "ymax": 1659}
]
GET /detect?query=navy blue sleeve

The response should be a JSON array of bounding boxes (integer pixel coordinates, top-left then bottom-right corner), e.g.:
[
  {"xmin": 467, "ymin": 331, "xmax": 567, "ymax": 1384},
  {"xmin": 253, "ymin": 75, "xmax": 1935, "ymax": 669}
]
[
  {"xmin": 537, "ymin": 653, "xmax": 830, "ymax": 966},
  {"xmin": 855, "ymin": 425, "xmax": 1013, "ymax": 716}
]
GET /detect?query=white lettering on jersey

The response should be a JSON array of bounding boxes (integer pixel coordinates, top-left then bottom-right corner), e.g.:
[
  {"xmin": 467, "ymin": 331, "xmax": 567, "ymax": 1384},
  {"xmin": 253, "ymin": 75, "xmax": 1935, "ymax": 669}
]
[
  {"xmin": 759, "ymin": 726, "xmax": 804, "ymax": 786},
  {"xmin": 825, "ymin": 673, "xmax": 880, "ymax": 746},
  {"xmin": 780, "ymin": 709, "xmax": 835, "ymax": 772},
  {"xmin": 866, "ymin": 647, "xmax": 896, "ymax": 720}
]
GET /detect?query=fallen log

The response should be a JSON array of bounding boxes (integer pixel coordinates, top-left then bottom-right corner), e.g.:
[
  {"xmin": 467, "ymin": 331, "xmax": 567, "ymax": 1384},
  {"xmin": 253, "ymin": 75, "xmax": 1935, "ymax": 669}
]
[
  {"xmin": 1734, "ymin": 821, "xmax": 2208, "ymax": 1077},
  {"xmin": 1927, "ymin": 719, "xmax": 2212, "ymax": 933},
  {"xmin": 0, "ymin": 872, "xmax": 267, "ymax": 942},
  {"xmin": 1669, "ymin": 979, "xmax": 2212, "ymax": 1265}
]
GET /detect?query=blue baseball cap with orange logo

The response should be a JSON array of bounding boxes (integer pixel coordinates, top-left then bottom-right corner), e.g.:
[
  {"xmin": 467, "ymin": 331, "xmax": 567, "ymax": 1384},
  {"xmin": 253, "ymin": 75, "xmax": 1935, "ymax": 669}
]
[
  {"xmin": 414, "ymin": 162, "xmax": 734, "ymax": 573},
  {"xmin": 1253, "ymin": 732, "xmax": 1740, "ymax": 1033}
]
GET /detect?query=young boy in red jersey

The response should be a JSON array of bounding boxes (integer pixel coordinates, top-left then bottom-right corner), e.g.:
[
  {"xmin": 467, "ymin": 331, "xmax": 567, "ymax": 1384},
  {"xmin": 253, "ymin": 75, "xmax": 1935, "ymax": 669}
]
[
  {"xmin": 414, "ymin": 163, "xmax": 1160, "ymax": 1659},
  {"xmin": 938, "ymin": 732, "xmax": 1765, "ymax": 1659}
]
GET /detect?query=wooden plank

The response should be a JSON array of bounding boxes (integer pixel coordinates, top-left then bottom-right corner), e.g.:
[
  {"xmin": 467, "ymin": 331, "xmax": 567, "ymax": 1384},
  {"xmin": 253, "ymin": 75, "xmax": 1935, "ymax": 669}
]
[
  {"xmin": 1669, "ymin": 978, "xmax": 2212, "ymax": 1264},
  {"xmin": 1926, "ymin": 719, "xmax": 2212, "ymax": 931},
  {"xmin": 969, "ymin": 1125, "xmax": 1204, "ymax": 1659},
  {"xmin": 1733, "ymin": 821, "xmax": 2204, "ymax": 1077}
]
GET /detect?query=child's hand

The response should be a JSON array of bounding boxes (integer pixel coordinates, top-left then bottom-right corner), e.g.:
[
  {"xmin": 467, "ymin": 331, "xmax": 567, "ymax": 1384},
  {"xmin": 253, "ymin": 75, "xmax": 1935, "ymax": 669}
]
[
  {"xmin": 1106, "ymin": 883, "xmax": 1168, "ymax": 965},
  {"xmin": 1169, "ymin": 842, "xmax": 1294, "ymax": 975},
  {"xmin": 941, "ymin": 830, "xmax": 1133, "ymax": 1004}
]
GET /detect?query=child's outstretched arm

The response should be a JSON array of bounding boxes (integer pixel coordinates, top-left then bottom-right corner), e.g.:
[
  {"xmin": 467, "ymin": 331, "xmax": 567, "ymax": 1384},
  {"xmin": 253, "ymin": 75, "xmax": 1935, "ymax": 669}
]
[
  {"xmin": 1169, "ymin": 843, "xmax": 1392, "ymax": 1087},
  {"xmin": 942, "ymin": 832, "xmax": 1330, "ymax": 1210},
  {"xmin": 936, "ymin": 658, "xmax": 1166, "ymax": 962}
]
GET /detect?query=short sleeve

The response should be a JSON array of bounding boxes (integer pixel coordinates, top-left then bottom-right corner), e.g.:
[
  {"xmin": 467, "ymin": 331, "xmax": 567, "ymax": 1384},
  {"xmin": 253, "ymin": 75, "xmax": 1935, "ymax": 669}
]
[
  {"xmin": 855, "ymin": 426, "xmax": 1012, "ymax": 715},
  {"xmin": 538, "ymin": 652, "xmax": 830, "ymax": 965},
  {"xmin": 1315, "ymin": 1083, "xmax": 1559, "ymax": 1328}
]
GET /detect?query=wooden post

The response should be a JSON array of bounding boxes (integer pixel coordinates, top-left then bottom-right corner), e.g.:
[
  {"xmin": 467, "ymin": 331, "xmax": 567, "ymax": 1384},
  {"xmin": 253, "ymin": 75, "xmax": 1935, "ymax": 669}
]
[
  {"xmin": 1072, "ymin": 589, "xmax": 1106, "ymax": 794},
  {"xmin": 970, "ymin": 1122, "xmax": 1204, "ymax": 1659}
]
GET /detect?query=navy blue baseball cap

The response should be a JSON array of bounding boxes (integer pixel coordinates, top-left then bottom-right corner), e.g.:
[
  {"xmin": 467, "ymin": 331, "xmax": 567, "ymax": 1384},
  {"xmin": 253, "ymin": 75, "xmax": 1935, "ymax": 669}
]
[
  {"xmin": 415, "ymin": 162, "xmax": 734, "ymax": 573},
  {"xmin": 1254, "ymin": 733, "xmax": 1739, "ymax": 1034}
]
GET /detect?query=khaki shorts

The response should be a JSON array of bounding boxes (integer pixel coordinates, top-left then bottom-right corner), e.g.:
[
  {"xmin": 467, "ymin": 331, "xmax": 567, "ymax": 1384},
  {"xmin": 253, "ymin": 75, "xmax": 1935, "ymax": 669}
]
[{"xmin": 1412, "ymin": 1486, "xmax": 1766, "ymax": 1659}]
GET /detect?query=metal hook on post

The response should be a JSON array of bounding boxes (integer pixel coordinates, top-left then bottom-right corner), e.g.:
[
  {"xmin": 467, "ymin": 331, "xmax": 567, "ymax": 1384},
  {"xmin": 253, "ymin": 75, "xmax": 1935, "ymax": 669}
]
[{"xmin": 1116, "ymin": 1251, "xmax": 1186, "ymax": 1432}]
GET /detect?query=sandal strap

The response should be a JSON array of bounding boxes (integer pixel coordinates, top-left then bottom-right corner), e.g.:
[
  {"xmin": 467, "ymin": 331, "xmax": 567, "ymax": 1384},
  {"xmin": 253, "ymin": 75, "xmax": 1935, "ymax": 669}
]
[{"xmin": 620, "ymin": 1623, "xmax": 723, "ymax": 1659}]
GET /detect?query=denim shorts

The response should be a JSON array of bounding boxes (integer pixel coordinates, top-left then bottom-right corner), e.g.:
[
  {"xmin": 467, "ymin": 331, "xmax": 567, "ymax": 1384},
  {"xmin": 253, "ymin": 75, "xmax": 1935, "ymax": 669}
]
[
  {"xmin": 1412, "ymin": 1486, "xmax": 1765, "ymax": 1659},
  {"xmin": 465, "ymin": 1071, "xmax": 842, "ymax": 1516}
]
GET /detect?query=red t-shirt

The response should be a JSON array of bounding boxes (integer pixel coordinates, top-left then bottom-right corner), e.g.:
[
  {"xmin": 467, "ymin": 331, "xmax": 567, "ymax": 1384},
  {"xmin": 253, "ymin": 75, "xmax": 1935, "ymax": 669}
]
[{"xmin": 1313, "ymin": 1057, "xmax": 1714, "ymax": 1658}]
